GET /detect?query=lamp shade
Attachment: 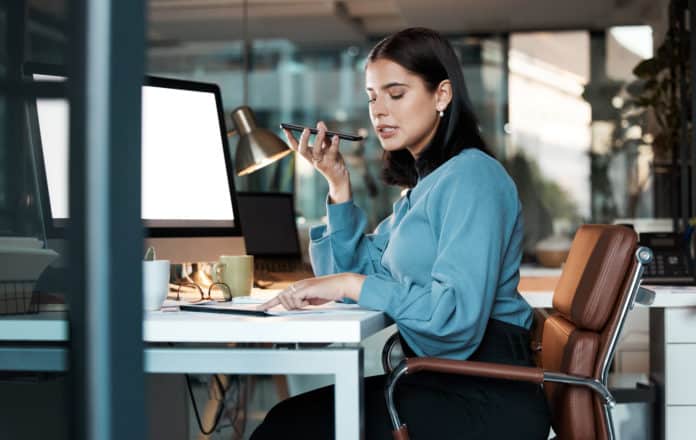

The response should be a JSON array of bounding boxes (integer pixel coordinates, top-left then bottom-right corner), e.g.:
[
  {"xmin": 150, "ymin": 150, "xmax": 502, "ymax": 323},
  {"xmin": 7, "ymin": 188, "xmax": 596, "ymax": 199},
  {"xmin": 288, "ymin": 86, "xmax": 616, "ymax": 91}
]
[{"xmin": 232, "ymin": 106, "xmax": 291, "ymax": 176}]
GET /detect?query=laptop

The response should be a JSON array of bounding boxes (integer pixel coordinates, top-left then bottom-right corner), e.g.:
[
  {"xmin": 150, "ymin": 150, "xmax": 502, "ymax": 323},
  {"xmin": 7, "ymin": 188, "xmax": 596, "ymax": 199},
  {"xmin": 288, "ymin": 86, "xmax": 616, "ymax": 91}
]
[{"xmin": 236, "ymin": 192, "xmax": 314, "ymax": 281}]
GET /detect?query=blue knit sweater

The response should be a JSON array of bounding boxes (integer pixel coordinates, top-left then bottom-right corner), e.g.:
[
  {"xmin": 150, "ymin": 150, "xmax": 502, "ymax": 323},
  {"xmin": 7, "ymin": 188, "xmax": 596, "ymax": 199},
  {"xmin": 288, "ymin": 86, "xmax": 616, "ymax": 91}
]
[{"xmin": 309, "ymin": 148, "xmax": 532, "ymax": 360}]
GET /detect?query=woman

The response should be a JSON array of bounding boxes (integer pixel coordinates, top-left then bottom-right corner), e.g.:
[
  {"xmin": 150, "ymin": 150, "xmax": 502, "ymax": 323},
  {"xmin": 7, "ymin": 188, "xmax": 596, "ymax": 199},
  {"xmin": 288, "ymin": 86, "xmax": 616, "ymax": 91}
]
[{"xmin": 252, "ymin": 27, "xmax": 550, "ymax": 439}]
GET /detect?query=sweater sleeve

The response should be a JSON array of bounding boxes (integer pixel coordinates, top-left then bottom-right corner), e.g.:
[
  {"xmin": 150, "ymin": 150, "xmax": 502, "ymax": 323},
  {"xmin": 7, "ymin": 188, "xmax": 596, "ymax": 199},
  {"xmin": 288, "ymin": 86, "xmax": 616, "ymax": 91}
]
[
  {"xmin": 309, "ymin": 197, "xmax": 391, "ymax": 277},
  {"xmin": 357, "ymin": 172, "xmax": 515, "ymax": 359}
]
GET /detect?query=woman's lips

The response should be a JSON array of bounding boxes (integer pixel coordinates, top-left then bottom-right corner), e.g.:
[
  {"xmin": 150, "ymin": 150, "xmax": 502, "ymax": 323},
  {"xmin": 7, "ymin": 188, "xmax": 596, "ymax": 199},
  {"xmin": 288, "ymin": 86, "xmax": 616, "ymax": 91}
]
[{"xmin": 377, "ymin": 126, "xmax": 398, "ymax": 139}]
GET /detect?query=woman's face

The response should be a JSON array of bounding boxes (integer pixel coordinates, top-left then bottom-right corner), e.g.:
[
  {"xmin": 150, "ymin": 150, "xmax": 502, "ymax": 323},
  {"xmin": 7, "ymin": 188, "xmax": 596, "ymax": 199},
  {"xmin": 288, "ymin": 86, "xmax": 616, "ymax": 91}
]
[{"xmin": 365, "ymin": 58, "xmax": 445, "ymax": 158}]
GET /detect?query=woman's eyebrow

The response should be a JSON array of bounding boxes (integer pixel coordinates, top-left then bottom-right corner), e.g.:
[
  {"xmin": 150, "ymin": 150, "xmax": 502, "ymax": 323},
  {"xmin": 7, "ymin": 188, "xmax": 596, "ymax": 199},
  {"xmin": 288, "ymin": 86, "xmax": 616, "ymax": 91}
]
[{"xmin": 366, "ymin": 82, "xmax": 409, "ymax": 92}]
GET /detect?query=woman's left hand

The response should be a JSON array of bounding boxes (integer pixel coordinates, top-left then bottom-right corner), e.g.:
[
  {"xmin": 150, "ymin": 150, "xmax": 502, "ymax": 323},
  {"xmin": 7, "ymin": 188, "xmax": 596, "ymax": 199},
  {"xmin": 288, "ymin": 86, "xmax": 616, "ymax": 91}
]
[{"xmin": 258, "ymin": 273, "xmax": 366, "ymax": 311}]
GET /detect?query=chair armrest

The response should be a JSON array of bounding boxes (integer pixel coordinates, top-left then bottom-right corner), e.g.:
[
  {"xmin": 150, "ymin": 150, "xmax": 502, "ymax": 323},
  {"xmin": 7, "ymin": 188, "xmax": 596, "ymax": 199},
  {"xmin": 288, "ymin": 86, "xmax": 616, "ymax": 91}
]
[
  {"xmin": 402, "ymin": 358, "xmax": 613, "ymax": 404},
  {"xmin": 635, "ymin": 287, "xmax": 655, "ymax": 306},
  {"xmin": 385, "ymin": 358, "xmax": 544, "ymax": 438},
  {"xmin": 406, "ymin": 357, "xmax": 545, "ymax": 384},
  {"xmin": 386, "ymin": 357, "xmax": 614, "ymax": 438},
  {"xmin": 382, "ymin": 331, "xmax": 402, "ymax": 373}
]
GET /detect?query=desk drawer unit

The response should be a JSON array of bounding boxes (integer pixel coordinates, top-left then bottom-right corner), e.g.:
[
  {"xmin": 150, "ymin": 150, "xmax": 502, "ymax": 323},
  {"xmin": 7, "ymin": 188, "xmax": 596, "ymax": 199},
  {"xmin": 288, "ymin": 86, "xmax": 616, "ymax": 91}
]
[
  {"xmin": 665, "ymin": 308, "xmax": 696, "ymax": 343},
  {"xmin": 666, "ymin": 407, "xmax": 695, "ymax": 440},
  {"xmin": 665, "ymin": 344, "xmax": 696, "ymax": 405},
  {"xmin": 650, "ymin": 308, "xmax": 696, "ymax": 440}
]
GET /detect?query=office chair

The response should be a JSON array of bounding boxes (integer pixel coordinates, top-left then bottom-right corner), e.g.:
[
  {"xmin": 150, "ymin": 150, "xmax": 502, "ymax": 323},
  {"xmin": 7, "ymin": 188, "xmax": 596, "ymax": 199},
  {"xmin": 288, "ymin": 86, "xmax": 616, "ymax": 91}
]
[{"xmin": 382, "ymin": 224, "xmax": 654, "ymax": 440}]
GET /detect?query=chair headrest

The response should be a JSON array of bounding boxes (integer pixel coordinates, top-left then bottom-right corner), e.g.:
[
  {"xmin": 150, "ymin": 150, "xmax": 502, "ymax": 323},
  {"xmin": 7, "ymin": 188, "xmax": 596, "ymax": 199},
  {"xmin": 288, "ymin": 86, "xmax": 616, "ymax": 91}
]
[{"xmin": 552, "ymin": 225, "xmax": 637, "ymax": 331}]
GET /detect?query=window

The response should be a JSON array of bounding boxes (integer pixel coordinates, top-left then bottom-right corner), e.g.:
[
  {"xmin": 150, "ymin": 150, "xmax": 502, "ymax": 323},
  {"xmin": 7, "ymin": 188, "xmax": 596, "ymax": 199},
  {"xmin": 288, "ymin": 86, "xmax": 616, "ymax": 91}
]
[{"xmin": 508, "ymin": 28, "xmax": 653, "ymax": 258}]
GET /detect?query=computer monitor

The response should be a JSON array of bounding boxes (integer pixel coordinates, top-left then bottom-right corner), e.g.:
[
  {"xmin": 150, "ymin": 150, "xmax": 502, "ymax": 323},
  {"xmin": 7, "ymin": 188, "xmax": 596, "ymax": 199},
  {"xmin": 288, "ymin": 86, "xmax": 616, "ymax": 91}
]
[
  {"xmin": 25, "ymin": 65, "xmax": 246, "ymax": 262},
  {"xmin": 23, "ymin": 63, "xmax": 68, "ymax": 237}
]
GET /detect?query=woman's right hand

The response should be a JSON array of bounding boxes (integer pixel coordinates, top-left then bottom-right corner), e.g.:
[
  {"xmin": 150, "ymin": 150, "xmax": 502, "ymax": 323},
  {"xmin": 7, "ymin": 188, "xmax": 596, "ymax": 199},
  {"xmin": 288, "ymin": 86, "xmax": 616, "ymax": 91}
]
[{"xmin": 283, "ymin": 121, "xmax": 352, "ymax": 204}]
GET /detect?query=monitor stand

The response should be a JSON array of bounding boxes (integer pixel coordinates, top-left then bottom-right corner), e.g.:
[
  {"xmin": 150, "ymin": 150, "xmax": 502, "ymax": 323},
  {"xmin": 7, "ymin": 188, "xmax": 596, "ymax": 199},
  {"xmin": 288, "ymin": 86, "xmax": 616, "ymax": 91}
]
[{"xmin": 144, "ymin": 236, "xmax": 246, "ymax": 264}]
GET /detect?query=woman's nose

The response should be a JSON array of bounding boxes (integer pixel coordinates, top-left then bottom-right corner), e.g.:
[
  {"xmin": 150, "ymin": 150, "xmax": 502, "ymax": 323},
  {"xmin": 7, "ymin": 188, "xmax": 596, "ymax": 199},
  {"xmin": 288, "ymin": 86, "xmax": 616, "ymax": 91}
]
[{"xmin": 371, "ymin": 96, "xmax": 388, "ymax": 116}]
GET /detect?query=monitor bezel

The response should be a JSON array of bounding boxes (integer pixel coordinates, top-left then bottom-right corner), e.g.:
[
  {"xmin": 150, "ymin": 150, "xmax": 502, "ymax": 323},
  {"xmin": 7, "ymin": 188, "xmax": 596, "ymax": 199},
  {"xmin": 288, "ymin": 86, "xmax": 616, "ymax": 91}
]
[
  {"xmin": 24, "ymin": 63, "xmax": 243, "ymax": 240},
  {"xmin": 23, "ymin": 62, "xmax": 66, "ymax": 239},
  {"xmin": 142, "ymin": 75, "xmax": 243, "ymax": 238}
]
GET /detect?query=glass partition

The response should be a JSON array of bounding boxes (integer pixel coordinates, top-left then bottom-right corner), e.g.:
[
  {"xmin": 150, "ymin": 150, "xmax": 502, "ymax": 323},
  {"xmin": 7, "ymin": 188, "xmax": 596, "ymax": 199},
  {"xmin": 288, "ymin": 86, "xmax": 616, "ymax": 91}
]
[
  {"xmin": 1, "ymin": 1, "xmax": 146, "ymax": 438},
  {"xmin": 0, "ymin": 1, "xmax": 69, "ymax": 438}
]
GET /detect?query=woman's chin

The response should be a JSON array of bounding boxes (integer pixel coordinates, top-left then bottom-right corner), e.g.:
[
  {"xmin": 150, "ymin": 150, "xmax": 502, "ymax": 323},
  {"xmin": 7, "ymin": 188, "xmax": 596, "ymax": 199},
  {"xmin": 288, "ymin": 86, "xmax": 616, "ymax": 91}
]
[{"xmin": 379, "ymin": 138, "xmax": 404, "ymax": 152}]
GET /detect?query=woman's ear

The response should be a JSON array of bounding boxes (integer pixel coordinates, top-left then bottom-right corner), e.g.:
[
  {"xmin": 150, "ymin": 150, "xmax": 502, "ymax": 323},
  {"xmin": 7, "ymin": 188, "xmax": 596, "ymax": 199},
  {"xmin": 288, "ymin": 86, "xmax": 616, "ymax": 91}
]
[{"xmin": 435, "ymin": 80, "xmax": 453, "ymax": 112}]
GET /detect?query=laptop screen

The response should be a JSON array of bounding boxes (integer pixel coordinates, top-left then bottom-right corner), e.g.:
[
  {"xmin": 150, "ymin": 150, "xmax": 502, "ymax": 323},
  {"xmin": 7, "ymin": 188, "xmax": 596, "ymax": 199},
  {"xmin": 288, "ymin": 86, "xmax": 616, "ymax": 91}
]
[{"xmin": 236, "ymin": 192, "xmax": 302, "ymax": 258}]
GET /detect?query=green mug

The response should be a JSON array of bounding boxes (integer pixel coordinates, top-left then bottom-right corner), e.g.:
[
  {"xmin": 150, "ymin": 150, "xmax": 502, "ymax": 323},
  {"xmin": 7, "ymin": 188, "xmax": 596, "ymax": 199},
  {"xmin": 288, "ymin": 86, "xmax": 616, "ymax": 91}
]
[{"xmin": 212, "ymin": 255, "xmax": 254, "ymax": 298}]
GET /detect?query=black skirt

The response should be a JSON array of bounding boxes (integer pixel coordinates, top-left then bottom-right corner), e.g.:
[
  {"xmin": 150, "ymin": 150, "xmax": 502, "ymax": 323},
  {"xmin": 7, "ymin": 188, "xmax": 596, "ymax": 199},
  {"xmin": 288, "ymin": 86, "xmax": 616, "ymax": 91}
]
[{"xmin": 250, "ymin": 319, "xmax": 551, "ymax": 439}]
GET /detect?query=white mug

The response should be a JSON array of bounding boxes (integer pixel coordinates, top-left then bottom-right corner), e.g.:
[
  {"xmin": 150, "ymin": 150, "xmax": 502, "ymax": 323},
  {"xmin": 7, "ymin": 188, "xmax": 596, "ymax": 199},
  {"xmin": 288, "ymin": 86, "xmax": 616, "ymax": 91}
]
[{"xmin": 143, "ymin": 260, "xmax": 171, "ymax": 310}]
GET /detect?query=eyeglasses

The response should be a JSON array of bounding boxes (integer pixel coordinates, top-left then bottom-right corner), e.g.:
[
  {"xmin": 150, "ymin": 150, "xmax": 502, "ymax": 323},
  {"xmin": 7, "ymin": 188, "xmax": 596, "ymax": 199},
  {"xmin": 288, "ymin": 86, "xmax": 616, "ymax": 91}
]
[
  {"xmin": 168, "ymin": 262, "xmax": 234, "ymax": 303},
  {"xmin": 172, "ymin": 281, "xmax": 232, "ymax": 303}
]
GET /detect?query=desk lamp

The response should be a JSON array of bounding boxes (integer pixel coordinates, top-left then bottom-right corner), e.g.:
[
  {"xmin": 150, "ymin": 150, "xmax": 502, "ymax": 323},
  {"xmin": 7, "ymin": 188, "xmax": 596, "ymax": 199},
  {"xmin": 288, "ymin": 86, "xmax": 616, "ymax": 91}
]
[{"xmin": 231, "ymin": 106, "xmax": 291, "ymax": 176}]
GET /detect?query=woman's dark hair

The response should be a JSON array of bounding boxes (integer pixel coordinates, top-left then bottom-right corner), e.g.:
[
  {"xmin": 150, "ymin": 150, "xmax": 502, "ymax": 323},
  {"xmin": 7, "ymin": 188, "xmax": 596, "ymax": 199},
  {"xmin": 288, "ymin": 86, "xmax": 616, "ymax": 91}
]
[{"xmin": 367, "ymin": 27, "xmax": 494, "ymax": 187}]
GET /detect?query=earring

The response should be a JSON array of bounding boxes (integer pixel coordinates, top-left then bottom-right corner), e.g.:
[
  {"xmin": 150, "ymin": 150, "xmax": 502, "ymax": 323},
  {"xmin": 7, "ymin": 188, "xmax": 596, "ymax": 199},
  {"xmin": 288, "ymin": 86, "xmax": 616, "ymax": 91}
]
[{"xmin": 438, "ymin": 110, "xmax": 444, "ymax": 118}]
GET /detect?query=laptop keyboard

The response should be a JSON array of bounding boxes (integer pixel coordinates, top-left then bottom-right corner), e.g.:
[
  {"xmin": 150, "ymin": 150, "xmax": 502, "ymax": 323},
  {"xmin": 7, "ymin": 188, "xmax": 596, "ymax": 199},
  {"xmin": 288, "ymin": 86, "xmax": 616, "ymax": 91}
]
[
  {"xmin": 254, "ymin": 259, "xmax": 310, "ymax": 274},
  {"xmin": 253, "ymin": 259, "xmax": 315, "ymax": 287}
]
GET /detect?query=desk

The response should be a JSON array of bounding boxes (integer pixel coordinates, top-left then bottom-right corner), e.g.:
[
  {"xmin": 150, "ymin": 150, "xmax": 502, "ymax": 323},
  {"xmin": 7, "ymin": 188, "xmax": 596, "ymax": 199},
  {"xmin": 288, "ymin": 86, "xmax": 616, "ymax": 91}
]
[
  {"xmin": 0, "ymin": 308, "xmax": 391, "ymax": 440},
  {"xmin": 520, "ymin": 283, "xmax": 696, "ymax": 440},
  {"xmin": 3, "ymin": 286, "xmax": 696, "ymax": 440}
]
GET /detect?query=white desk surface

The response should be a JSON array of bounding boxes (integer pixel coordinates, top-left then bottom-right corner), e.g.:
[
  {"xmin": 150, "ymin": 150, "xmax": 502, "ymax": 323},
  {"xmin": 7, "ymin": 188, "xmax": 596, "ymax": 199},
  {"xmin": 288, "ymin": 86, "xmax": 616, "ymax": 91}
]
[
  {"xmin": 144, "ymin": 307, "xmax": 390, "ymax": 344},
  {"xmin": 2, "ymin": 286, "xmax": 696, "ymax": 343},
  {"xmin": 0, "ymin": 307, "xmax": 391, "ymax": 344}
]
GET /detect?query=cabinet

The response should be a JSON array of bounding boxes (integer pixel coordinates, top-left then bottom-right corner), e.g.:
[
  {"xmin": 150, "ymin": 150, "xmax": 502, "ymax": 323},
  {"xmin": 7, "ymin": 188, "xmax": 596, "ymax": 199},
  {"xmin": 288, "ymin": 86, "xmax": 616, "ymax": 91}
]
[{"xmin": 651, "ymin": 308, "xmax": 696, "ymax": 439}]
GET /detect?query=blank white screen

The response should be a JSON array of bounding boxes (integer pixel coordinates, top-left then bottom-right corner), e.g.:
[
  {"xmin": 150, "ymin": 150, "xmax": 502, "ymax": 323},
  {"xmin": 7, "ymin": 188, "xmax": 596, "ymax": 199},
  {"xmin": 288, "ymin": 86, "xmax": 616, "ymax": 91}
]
[
  {"xmin": 141, "ymin": 86, "xmax": 234, "ymax": 226},
  {"xmin": 35, "ymin": 74, "xmax": 69, "ymax": 220},
  {"xmin": 35, "ymin": 78, "xmax": 235, "ymax": 227},
  {"xmin": 36, "ymin": 98, "xmax": 70, "ymax": 220}
]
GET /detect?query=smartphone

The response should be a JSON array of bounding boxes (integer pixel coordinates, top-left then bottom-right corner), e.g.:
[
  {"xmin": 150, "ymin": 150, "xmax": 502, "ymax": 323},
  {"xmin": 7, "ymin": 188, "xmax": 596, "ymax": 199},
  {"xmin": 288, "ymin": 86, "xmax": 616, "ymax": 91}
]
[{"xmin": 280, "ymin": 123, "xmax": 365, "ymax": 142}]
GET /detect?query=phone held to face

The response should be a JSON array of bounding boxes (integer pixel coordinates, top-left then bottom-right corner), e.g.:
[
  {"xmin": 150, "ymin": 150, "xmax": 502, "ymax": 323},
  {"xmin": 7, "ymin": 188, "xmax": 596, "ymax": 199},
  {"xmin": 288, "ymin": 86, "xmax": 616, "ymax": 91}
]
[{"xmin": 280, "ymin": 123, "xmax": 365, "ymax": 142}]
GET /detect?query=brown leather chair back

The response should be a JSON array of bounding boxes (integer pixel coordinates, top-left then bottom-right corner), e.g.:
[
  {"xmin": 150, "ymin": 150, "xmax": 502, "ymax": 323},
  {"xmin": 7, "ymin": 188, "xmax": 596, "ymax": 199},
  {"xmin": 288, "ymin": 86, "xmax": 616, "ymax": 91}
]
[{"xmin": 540, "ymin": 225, "xmax": 637, "ymax": 440}]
